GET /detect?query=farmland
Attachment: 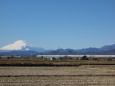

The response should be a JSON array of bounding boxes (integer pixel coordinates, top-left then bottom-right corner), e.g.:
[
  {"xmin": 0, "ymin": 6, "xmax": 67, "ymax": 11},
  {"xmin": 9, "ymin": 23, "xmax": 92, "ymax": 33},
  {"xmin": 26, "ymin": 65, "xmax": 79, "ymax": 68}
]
[{"xmin": 0, "ymin": 65, "xmax": 115, "ymax": 86}]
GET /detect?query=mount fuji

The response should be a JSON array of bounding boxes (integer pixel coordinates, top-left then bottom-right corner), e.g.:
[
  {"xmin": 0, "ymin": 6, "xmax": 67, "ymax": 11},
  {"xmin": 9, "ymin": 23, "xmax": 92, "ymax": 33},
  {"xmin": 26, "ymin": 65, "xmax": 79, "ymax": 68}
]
[{"xmin": 0, "ymin": 40, "xmax": 45, "ymax": 52}]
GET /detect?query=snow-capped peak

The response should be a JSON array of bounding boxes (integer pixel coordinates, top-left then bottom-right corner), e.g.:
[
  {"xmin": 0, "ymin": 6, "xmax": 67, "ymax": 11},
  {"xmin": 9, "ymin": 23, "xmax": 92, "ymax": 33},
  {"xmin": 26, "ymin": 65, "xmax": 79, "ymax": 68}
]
[
  {"xmin": 0, "ymin": 40, "xmax": 33, "ymax": 50},
  {"xmin": 13, "ymin": 40, "xmax": 32, "ymax": 47}
]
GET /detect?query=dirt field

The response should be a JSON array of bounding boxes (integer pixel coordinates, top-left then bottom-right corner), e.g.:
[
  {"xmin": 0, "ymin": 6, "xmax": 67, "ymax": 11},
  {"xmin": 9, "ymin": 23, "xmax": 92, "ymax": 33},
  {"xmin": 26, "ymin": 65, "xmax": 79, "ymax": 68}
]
[{"xmin": 0, "ymin": 65, "xmax": 115, "ymax": 86}]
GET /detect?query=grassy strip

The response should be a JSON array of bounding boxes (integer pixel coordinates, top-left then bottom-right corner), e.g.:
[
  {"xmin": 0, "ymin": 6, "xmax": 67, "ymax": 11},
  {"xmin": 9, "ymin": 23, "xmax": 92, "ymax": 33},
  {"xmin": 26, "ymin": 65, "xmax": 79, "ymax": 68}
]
[{"xmin": 0, "ymin": 60, "xmax": 115, "ymax": 66}]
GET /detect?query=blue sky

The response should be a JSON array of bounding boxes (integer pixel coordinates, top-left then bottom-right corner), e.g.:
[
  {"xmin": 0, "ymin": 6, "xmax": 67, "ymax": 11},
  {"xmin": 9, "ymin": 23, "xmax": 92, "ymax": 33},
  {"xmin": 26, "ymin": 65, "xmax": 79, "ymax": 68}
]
[{"xmin": 0, "ymin": 0, "xmax": 115, "ymax": 49}]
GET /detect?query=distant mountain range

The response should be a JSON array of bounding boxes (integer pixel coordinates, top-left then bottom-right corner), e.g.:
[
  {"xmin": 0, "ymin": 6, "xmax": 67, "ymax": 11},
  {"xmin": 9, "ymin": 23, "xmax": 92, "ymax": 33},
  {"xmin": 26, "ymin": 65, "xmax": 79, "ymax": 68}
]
[
  {"xmin": 100, "ymin": 44, "xmax": 115, "ymax": 51},
  {"xmin": 0, "ymin": 40, "xmax": 115, "ymax": 56}
]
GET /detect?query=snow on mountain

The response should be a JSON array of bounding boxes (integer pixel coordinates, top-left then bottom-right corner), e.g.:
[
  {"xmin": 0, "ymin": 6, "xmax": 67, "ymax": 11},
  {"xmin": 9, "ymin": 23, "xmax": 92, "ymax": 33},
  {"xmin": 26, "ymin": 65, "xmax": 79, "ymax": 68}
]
[
  {"xmin": 0, "ymin": 40, "xmax": 45, "ymax": 52},
  {"xmin": 0, "ymin": 40, "xmax": 32, "ymax": 50}
]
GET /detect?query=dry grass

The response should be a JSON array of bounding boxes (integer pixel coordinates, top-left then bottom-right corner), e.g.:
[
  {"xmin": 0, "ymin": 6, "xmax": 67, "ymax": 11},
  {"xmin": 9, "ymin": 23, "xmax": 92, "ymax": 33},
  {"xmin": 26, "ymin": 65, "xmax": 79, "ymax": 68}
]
[{"xmin": 0, "ymin": 59, "xmax": 115, "ymax": 65}]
